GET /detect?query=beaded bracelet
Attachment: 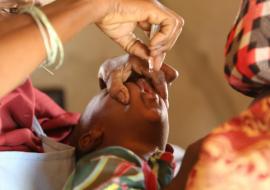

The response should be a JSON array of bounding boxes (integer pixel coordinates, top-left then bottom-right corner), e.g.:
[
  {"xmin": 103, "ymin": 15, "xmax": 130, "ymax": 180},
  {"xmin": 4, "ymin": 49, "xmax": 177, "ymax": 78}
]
[{"xmin": 19, "ymin": 5, "xmax": 64, "ymax": 74}]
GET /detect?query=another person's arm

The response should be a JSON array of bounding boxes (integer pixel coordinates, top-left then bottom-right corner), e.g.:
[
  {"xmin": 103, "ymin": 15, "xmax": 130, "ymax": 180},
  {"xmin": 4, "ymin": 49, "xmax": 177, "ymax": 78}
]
[
  {"xmin": 166, "ymin": 138, "xmax": 204, "ymax": 190},
  {"xmin": 0, "ymin": 0, "xmax": 183, "ymax": 99}
]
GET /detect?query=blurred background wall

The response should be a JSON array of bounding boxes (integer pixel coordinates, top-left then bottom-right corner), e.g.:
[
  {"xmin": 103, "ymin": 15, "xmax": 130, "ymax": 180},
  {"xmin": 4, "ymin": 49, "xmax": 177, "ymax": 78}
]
[{"xmin": 31, "ymin": 0, "xmax": 251, "ymax": 148}]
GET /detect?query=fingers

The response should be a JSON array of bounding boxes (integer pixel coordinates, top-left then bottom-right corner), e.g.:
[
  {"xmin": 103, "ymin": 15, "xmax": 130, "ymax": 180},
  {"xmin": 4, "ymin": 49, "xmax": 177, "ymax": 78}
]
[
  {"xmin": 129, "ymin": 55, "xmax": 151, "ymax": 77},
  {"xmin": 128, "ymin": 55, "xmax": 169, "ymax": 107},
  {"xmin": 161, "ymin": 63, "xmax": 179, "ymax": 85},
  {"xmin": 107, "ymin": 70, "xmax": 130, "ymax": 104},
  {"xmin": 149, "ymin": 8, "xmax": 184, "ymax": 61},
  {"xmin": 149, "ymin": 71, "xmax": 169, "ymax": 108},
  {"xmin": 149, "ymin": 52, "xmax": 166, "ymax": 71},
  {"xmin": 98, "ymin": 54, "xmax": 179, "ymax": 106},
  {"xmin": 98, "ymin": 54, "xmax": 130, "ymax": 82},
  {"xmin": 138, "ymin": 6, "xmax": 184, "ymax": 70},
  {"xmin": 98, "ymin": 54, "xmax": 131, "ymax": 90},
  {"xmin": 98, "ymin": 0, "xmax": 184, "ymax": 69},
  {"xmin": 98, "ymin": 55, "xmax": 133, "ymax": 104},
  {"xmin": 138, "ymin": 21, "xmax": 152, "ymax": 32},
  {"xmin": 150, "ymin": 26, "xmax": 182, "ymax": 57},
  {"xmin": 121, "ymin": 37, "xmax": 150, "ymax": 61}
]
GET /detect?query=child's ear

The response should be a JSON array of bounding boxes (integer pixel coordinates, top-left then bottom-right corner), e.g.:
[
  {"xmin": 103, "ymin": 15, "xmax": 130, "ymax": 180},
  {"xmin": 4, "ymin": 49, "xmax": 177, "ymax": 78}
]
[{"xmin": 78, "ymin": 127, "xmax": 104, "ymax": 155}]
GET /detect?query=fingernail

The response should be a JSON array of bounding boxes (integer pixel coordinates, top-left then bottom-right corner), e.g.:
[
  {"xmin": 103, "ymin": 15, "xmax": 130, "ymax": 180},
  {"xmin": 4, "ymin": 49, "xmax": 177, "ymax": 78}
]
[{"xmin": 148, "ymin": 58, "xmax": 154, "ymax": 72}]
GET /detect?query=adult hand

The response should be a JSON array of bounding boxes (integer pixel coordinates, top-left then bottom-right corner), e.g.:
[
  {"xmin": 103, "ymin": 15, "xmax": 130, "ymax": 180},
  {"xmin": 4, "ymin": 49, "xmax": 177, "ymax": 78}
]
[
  {"xmin": 98, "ymin": 54, "xmax": 179, "ymax": 105},
  {"xmin": 96, "ymin": 0, "xmax": 184, "ymax": 70}
]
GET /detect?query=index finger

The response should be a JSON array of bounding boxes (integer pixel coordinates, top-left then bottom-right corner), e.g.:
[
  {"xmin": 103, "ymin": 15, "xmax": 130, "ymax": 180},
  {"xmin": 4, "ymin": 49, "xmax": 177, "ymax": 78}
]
[
  {"xmin": 149, "ymin": 10, "xmax": 184, "ymax": 49},
  {"xmin": 149, "ymin": 71, "xmax": 169, "ymax": 107}
]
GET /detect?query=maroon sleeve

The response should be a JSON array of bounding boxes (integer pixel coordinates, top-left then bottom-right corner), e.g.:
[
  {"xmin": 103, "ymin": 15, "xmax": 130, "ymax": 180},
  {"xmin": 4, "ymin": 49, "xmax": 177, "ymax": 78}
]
[{"xmin": 33, "ymin": 88, "xmax": 81, "ymax": 143}]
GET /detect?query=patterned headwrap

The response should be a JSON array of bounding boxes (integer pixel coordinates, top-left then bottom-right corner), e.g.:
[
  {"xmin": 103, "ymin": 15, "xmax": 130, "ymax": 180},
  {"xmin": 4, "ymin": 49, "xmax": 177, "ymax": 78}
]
[{"xmin": 225, "ymin": 0, "xmax": 270, "ymax": 97}]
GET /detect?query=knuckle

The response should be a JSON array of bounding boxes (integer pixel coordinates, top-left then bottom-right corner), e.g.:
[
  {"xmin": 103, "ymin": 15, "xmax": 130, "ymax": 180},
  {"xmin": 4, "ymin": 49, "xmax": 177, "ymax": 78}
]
[
  {"xmin": 175, "ymin": 15, "xmax": 185, "ymax": 27},
  {"xmin": 109, "ymin": 87, "xmax": 120, "ymax": 97},
  {"xmin": 109, "ymin": 82, "xmax": 124, "ymax": 94},
  {"xmin": 126, "ymin": 39, "xmax": 140, "ymax": 54}
]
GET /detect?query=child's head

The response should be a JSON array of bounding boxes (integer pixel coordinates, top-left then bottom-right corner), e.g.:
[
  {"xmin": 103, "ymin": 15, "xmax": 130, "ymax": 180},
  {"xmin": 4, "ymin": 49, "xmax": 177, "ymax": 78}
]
[{"xmin": 70, "ymin": 56, "xmax": 178, "ymax": 157}]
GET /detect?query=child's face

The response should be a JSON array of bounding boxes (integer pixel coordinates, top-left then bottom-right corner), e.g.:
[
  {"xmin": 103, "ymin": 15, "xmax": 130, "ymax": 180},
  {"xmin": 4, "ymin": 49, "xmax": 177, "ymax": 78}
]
[
  {"xmin": 78, "ymin": 74, "xmax": 169, "ymax": 157},
  {"xmin": 74, "ymin": 56, "xmax": 179, "ymax": 157}
]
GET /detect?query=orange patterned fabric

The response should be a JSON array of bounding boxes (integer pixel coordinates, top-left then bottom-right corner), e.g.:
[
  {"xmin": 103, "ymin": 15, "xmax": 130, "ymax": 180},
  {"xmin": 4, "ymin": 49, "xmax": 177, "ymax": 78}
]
[{"xmin": 186, "ymin": 96, "xmax": 270, "ymax": 190}]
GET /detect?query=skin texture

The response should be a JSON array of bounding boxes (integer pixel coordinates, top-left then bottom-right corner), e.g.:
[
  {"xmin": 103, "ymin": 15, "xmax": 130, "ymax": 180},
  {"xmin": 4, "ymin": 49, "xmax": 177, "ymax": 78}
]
[
  {"xmin": 99, "ymin": 54, "xmax": 179, "ymax": 105},
  {"xmin": 68, "ymin": 55, "xmax": 179, "ymax": 158},
  {"xmin": 0, "ymin": 0, "xmax": 183, "ymax": 99},
  {"xmin": 74, "ymin": 83, "xmax": 169, "ymax": 158},
  {"xmin": 175, "ymin": 91, "xmax": 270, "ymax": 190},
  {"xmin": 174, "ymin": 138, "xmax": 205, "ymax": 190},
  {"xmin": 97, "ymin": 0, "xmax": 184, "ymax": 62},
  {"xmin": 0, "ymin": 0, "xmax": 105, "ymax": 98}
]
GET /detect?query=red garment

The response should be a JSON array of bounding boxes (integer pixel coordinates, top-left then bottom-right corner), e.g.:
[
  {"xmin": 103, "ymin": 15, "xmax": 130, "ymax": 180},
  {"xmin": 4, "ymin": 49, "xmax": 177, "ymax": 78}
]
[
  {"xmin": 0, "ymin": 79, "xmax": 80, "ymax": 152},
  {"xmin": 186, "ymin": 96, "xmax": 270, "ymax": 190}
]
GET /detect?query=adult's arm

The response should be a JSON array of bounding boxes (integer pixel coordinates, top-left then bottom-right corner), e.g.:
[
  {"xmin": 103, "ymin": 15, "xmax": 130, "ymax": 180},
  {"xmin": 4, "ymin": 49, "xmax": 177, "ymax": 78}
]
[
  {"xmin": 0, "ymin": 0, "xmax": 183, "ymax": 99},
  {"xmin": 0, "ymin": 0, "xmax": 105, "ymax": 98},
  {"xmin": 164, "ymin": 138, "xmax": 204, "ymax": 190}
]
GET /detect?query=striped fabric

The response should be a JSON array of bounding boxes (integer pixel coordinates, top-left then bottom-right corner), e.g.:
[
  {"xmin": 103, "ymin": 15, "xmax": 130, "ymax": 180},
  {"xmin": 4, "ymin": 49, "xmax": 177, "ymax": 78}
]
[
  {"xmin": 64, "ymin": 146, "xmax": 175, "ymax": 190},
  {"xmin": 225, "ymin": 0, "xmax": 270, "ymax": 97}
]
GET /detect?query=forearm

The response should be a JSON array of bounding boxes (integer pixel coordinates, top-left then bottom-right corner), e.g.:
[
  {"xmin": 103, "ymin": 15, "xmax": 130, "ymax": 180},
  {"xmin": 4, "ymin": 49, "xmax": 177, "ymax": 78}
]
[{"xmin": 0, "ymin": 0, "xmax": 106, "ymax": 98}]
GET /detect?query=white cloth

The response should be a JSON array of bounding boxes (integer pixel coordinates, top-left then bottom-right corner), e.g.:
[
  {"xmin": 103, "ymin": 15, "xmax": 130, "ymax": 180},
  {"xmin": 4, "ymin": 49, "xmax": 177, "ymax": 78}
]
[
  {"xmin": 171, "ymin": 144, "xmax": 185, "ymax": 177},
  {"xmin": 0, "ymin": 117, "xmax": 75, "ymax": 190}
]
